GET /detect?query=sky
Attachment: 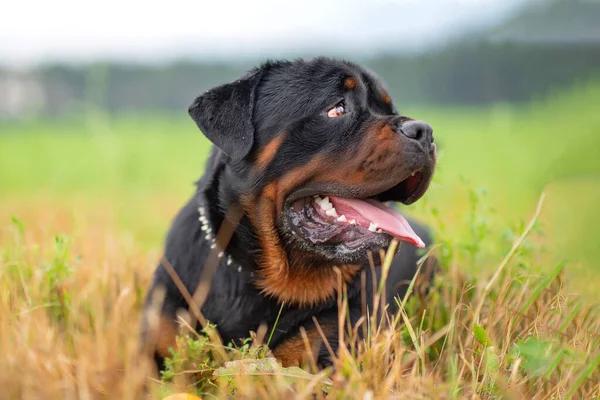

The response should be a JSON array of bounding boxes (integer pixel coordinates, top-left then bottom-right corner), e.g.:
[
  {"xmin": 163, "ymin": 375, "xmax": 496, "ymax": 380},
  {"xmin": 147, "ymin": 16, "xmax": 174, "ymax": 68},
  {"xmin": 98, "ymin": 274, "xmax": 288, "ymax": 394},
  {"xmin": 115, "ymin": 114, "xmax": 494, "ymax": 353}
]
[{"xmin": 0, "ymin": 0, "xmax": 527, "ymax": 66}]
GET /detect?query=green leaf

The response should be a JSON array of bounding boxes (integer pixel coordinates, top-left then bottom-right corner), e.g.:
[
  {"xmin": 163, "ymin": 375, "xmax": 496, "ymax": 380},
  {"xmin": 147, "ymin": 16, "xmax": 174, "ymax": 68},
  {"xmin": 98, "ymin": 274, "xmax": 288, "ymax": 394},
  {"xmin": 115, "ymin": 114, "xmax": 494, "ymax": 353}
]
[
  {"xmin": 474, "ymin": 324, "xmax": 492, "ymax": 347},
  {"xmin": 513, "ymin": 337, "xmax": 554, "ymax": 377}
]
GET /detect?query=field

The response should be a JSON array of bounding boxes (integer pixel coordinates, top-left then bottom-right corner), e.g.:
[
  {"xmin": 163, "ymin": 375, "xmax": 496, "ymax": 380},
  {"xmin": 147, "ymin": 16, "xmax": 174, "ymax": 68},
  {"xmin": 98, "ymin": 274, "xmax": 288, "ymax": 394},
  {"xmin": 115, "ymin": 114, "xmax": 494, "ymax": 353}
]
[{"xmin": 0, "ymin": 83, "xmax": 599, "ymax": 398}]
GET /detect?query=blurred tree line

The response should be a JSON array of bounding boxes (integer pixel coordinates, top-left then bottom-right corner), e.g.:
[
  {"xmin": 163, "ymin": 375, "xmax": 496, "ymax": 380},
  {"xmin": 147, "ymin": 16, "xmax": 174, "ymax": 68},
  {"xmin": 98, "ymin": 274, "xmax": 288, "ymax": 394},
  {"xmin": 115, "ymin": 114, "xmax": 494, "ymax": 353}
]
[
  {"xmin": 30, "ymin": 41, "xmax": 600, "ymax": 117},
  {"xmin": 1, "ymin": 0, "xmax": 599, "ymax": 118},
  {"xmin": 369, "ymin": 42, "xmax": 600, "ymax": 105}
]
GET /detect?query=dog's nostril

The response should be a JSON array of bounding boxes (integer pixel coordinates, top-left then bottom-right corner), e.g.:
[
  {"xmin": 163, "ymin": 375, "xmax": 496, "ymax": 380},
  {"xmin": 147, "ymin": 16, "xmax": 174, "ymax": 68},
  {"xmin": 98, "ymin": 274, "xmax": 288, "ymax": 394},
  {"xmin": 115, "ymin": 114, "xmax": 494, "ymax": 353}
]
[
  {"xmin": 414, "ymin": 127, "xmax": 423, "ymax": 141},
  {"xmin": 399, "ymin": 120, "xmax": 433, "ymax": 144}
]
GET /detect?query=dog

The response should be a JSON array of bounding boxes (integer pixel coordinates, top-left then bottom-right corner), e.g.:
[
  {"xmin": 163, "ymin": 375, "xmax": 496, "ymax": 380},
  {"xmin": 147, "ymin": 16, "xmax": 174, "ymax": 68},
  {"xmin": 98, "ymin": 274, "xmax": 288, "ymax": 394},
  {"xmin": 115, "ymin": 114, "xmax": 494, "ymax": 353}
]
[{"xmin": 142, "ymin": 57, "xmax": 437, "ymax": 370}]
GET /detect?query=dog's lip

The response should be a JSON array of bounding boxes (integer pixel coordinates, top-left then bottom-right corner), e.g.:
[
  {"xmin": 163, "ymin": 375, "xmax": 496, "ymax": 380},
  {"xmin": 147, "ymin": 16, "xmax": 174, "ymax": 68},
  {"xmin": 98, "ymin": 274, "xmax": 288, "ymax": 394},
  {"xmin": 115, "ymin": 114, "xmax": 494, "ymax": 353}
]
[
  {"xmin": 399, "ymin": 170, "xmax": 429, "ymax": 205},
  {"xmin": 284, "ymin": 169, "xmax": 430, "ymax": 206}
]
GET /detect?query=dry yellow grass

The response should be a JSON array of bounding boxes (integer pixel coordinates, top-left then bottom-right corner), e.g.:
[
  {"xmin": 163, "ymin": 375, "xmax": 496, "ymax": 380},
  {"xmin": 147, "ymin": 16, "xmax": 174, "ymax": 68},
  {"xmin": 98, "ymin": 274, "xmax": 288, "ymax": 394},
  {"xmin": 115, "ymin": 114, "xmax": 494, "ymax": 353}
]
[
  {"xmin": 0, "ymin": 198, "xmax": 157, "ymax": 398},
  {"xmin": 1, "ymin": 193, "xmax": 598, "ymax": 399}
]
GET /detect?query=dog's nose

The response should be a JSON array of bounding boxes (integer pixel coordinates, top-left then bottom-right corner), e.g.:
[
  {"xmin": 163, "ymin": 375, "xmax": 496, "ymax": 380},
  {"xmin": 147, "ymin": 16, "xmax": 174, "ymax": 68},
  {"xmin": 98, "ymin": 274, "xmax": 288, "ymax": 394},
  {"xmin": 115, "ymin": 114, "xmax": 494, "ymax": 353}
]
[{"xmin": 399, "ymin": 120, "xmax": 434, "ymax": 146}]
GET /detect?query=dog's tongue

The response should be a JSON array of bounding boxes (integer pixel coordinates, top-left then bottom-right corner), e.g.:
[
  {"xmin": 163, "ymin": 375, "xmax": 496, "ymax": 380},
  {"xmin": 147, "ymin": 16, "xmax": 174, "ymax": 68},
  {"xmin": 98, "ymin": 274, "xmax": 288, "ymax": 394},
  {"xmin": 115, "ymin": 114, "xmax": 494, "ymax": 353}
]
[{"xmin": 329, "ymin": 196, "xmax": 425, "ymax": 248}]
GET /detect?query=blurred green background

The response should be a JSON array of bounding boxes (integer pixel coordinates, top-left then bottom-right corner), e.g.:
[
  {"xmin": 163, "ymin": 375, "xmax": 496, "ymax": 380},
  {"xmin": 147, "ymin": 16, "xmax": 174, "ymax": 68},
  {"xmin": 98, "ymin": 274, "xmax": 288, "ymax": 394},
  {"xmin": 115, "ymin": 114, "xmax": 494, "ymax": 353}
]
[{"xmin": 1, "ymin": 0, "xmax": 599, "ymax": 297}]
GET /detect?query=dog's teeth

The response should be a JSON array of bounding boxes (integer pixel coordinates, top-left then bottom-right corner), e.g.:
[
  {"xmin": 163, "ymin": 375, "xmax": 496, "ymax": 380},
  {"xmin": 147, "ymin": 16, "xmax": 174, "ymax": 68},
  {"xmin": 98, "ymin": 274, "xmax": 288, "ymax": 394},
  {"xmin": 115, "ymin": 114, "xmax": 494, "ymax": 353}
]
[
  {"xmin": 326, "ymin": 208, "xmax": 338, "ymax": 217},
  {"xmin": 368, "ymin": 222, "xmax": 378, "ymax": 232},
  {"xmin": 317, "ymin": 196, "xmax": 331, "ymax": 208},
  {"xmin": 322, "ymin": 202, "xmax": 333, "ymax": 211},
  {"xmin": 411, "ymin": 172, "xmax": 416, "ymax": 176},
  {"xmin": 376, "ymin": 229, "xmax": 383, "ymax": 233},
  {"xmin": 337, "ymin": 215, "xmax": 347, "ymax": 222},
  {"xmin": 350, "ymin": 219, "xmax": 356, "ymax": 225}
]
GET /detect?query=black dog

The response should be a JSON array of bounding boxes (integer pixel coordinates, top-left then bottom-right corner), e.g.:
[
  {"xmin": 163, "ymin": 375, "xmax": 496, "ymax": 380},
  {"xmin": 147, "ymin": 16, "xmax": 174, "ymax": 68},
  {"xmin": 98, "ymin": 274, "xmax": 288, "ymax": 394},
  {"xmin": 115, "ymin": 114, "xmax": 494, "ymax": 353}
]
[{"xmin": 142, "ymin": 58, "xmax": 436, "ymax": 369}]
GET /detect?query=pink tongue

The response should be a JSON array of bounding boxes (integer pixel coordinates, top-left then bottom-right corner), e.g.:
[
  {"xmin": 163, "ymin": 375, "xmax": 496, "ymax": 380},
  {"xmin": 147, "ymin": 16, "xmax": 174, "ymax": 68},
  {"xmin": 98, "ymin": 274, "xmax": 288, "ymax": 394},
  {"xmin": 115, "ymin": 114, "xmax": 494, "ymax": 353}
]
[{"xmin": 329, "ymin": 196, "xmax": 425, "ymax": 248}]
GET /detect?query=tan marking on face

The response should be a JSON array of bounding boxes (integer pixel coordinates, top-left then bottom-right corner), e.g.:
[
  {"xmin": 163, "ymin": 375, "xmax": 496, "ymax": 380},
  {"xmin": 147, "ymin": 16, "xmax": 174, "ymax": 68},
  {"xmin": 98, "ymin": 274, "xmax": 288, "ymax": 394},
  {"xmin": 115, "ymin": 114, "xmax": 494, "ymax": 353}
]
[
  {"xmin": 344, "ymin": 76, "xmax": 358, "ymax": 89},
  {"xmin": 255, "ymin": 133, "xmax": 286, "ymax": 171},
  {"xmin": 382, "ymin": 92, "xmax": 391, "ymax": 104}
]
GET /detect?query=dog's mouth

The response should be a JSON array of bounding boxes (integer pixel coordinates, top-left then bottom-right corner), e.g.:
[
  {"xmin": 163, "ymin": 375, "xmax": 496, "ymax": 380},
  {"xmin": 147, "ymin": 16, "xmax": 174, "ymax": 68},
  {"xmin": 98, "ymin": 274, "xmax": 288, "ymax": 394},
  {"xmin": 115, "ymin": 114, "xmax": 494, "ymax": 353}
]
[{"xmin": 283, "ymin": 171, "xmax": 429, "ymax": 258}]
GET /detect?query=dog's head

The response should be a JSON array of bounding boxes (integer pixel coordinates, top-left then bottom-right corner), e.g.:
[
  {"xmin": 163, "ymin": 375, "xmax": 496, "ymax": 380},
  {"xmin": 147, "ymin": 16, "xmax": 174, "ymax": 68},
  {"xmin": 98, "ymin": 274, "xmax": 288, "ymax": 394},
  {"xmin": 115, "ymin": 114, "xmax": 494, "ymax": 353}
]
[{"xmin": 189, "ymin": 58, "xmax": 436, "ymax": 305}]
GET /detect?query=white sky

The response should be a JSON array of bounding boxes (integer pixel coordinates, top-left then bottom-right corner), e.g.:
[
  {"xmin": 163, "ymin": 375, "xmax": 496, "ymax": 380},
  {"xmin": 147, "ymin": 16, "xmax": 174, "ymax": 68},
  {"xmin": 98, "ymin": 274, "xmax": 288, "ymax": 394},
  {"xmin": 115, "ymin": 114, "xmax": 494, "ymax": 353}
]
[{"xmin": 0, "ymin": 0, "xmax": 526, "ymax": 66}]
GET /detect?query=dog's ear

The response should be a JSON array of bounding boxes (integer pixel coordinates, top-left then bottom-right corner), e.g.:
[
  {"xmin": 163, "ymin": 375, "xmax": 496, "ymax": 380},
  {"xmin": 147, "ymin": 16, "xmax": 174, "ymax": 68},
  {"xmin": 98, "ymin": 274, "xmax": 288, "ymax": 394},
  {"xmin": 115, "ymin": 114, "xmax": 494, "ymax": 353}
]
[{"xmin": 188, "ymin": 68, "xmax": 266, "ymax": 161}]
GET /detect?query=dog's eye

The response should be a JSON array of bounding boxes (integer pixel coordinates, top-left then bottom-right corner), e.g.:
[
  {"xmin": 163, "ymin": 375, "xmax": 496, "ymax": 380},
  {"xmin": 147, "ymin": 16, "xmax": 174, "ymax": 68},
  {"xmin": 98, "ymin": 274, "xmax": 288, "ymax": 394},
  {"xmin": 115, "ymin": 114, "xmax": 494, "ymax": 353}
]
[{"xmin": 327, "ymin": 102, "xmax": 346, "ymax": 118}]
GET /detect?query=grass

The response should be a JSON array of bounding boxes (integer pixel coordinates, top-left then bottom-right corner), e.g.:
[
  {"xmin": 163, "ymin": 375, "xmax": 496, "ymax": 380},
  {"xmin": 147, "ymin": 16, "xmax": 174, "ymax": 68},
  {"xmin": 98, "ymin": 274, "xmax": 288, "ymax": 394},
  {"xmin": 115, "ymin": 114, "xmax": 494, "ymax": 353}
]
[{"xmin": 1, "ymin": 82, "xmax": 599, "ymax": 398}]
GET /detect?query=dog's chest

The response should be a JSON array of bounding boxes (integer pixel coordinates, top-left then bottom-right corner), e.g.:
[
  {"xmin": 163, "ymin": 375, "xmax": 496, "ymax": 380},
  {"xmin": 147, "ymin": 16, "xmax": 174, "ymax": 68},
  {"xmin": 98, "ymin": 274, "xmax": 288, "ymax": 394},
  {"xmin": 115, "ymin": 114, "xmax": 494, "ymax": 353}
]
[{"xmin": 200, "ymin": 264, "xmax": 282, "ymax": 342}]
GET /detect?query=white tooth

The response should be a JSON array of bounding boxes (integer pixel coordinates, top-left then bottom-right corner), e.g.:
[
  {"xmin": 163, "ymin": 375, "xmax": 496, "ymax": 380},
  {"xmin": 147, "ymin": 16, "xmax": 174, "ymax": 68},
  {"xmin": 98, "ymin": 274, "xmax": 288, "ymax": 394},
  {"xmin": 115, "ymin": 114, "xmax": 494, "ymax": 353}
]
[
  {"xmin": 376, "ymin": 229, "xmax": 383, "ymax": 233},
  {"xmin": 411, "ymin": 172, "xmax": 416, "ymax": 176},
  {"xmin": 326, "ymin": 208, "xmax": 338, "ymax": 217},
  {"xmin": 368, "ymin": 222, "xmax": 378, "ymax": 232},
  {"xmin": 317, "ymin": 196, "xmax": 331, "ymax": 208},
  {"xmin": 337, "ymin": 215, "xmax": 347, "ymax": 222},
  {"xmin": 350, "ymin": 219, "xmax": 356, "ymax": 225},
  {"xmin": 322, "ymin": 202, "xmax": 333, "ymax": 211}
]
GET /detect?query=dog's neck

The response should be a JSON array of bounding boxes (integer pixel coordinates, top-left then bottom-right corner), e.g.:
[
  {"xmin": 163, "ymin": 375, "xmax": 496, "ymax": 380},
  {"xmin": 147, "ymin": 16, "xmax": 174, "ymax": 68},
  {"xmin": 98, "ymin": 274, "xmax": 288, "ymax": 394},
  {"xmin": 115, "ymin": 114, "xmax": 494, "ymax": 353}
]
[{"xmin": 196, "ymin": 163, "xmax": 262, "ymax": 274}]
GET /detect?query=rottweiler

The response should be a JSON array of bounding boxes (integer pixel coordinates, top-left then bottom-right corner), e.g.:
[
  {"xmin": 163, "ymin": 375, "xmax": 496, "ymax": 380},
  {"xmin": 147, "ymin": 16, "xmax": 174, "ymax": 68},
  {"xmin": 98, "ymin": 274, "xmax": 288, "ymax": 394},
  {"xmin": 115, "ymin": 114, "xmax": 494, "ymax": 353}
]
[{"xmin": 142, "ymin": 57, "xmax": 437, "ymax": 370}]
